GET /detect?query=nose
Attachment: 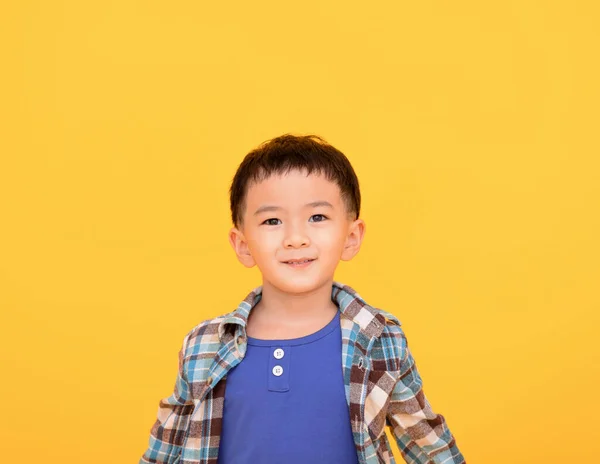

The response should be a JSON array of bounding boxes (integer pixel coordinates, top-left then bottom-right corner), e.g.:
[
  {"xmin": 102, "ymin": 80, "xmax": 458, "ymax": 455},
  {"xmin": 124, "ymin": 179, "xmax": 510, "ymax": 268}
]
[{"xmin": 283, "ymin": 224, "xmax": 310, "ymax": 248}]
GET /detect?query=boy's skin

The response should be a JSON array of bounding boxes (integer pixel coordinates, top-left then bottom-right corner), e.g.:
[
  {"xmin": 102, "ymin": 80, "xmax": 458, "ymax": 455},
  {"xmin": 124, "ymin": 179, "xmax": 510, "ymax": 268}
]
[{"xmin": 228, "ymin": 168, "xmax": 365, "ymax": 339}]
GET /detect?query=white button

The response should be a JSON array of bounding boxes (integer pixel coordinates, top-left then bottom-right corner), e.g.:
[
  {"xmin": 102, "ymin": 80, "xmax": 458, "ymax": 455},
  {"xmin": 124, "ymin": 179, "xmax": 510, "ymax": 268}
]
[
  {"xmin": 273, "ymin": 348, "xmax": 285, "ymax": 359},
  {"xmin": 272, "ymin": 365, "xmax": 284, "ymax": 376}
]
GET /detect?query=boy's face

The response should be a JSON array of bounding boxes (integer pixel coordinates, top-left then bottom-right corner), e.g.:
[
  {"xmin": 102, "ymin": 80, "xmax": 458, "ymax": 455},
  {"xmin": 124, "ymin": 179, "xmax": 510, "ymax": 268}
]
[{"xmin": 228, "ymin": 169, "xmax": 365, "ymax": 295}]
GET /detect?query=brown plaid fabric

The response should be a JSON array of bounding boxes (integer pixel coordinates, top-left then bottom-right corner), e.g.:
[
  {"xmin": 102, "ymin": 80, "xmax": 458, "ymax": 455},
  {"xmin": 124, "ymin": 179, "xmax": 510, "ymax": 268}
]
[{"xmin": 140, "ymin": 282, "xmax": 466, "ymax": 463}]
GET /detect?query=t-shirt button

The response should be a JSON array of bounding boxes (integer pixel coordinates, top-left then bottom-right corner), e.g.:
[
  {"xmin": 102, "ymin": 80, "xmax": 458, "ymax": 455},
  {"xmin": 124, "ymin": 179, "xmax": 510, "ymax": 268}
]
[
  {"xmin": 273, "ymin": 348, "xmax": 285, "ymax": 359},
  {"xmin": 272, "ymin": 365, "xmax": 284, "ymax": 376}
]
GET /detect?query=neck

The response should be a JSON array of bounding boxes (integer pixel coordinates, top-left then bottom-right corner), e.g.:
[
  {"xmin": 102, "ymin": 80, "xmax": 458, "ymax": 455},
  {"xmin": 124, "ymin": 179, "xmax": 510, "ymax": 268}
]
[{"xmin": 255, "ymin": 278, "xmax": 337, "ymax": 321}]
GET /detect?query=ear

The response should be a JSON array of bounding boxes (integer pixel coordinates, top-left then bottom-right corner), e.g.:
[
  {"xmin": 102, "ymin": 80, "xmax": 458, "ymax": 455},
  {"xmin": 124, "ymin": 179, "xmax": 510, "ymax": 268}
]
[
  {"xmin": 341, "ymin": 218, "xmax": 366, "ymax": 261},
  {"xmin": 228, "ymin": 226, "xmax": 256, "ymax": 268}
]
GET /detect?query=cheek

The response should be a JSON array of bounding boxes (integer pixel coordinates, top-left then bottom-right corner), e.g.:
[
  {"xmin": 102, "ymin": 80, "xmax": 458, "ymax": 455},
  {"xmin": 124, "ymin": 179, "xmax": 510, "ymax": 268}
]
[
  {"xmin": 247, "ymin": 231, "xmax": 280, "ymax": 255},
  {"xmin": 314, "ymin": 229, "xmax": 347, "ymax": 254}
]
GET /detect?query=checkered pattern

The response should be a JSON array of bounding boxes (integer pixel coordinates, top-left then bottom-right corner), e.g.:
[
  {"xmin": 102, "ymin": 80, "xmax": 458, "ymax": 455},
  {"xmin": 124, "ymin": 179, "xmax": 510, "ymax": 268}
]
[{"xmin": 140, "ymin": 282, "xmax": 466, "ymax": 463}]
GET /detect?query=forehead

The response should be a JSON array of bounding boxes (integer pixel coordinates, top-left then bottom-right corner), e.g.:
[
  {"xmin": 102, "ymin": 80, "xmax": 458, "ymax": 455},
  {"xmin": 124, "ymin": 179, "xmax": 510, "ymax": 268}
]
[{"xmin": 245, "ymin": 169, "xmax": 342, "ymax": 208}]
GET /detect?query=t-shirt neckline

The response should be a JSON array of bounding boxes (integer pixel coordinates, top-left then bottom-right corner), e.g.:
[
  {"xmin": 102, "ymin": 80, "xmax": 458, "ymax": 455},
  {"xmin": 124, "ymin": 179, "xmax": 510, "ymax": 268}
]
[{"xmin": 247, "ymin": 310, "xmax": 340, "ymax": 347}]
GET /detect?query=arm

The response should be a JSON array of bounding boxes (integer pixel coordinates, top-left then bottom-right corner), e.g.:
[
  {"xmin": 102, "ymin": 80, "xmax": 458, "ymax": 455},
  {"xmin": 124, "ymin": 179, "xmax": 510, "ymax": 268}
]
[
  {"xmin": 140, "ymin": 332, "xmax": 194, "ymax": 464},
  {"xmin": 386, "ymin": 341, "xmax": 466, "ymax": 463}
]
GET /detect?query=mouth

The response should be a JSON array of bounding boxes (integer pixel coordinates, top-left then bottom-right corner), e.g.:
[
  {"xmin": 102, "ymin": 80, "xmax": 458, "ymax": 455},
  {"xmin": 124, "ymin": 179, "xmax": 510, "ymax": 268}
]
[{"xmin": 282, "ymin": 258, "xmax": 316, "ymax": 268}]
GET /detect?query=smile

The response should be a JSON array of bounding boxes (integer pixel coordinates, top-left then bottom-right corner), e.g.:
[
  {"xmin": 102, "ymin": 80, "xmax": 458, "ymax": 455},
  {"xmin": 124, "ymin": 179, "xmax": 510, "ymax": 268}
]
[{"xmin": 283, "ymin": 258, "xmax": 316, "ymax": 267}]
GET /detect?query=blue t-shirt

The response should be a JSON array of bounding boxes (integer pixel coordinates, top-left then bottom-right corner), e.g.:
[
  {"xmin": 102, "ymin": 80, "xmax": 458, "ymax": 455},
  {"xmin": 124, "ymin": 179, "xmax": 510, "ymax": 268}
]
[{"xmin": 217, "ymin": 310, "xmax": 359, "ymax": 464}]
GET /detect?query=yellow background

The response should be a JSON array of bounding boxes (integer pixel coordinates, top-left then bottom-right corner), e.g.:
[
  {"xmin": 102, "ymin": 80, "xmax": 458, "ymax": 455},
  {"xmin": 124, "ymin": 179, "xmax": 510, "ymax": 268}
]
[{"xmin": 1, "ymin": 1, "xmax": 598, "ymax": 463}]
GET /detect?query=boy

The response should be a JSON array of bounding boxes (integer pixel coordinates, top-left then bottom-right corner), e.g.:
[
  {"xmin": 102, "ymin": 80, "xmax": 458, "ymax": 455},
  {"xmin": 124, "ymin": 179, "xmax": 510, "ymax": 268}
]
[{"xmin": 140, "ymin": 134, "xmax": 466, "ymax": 464}]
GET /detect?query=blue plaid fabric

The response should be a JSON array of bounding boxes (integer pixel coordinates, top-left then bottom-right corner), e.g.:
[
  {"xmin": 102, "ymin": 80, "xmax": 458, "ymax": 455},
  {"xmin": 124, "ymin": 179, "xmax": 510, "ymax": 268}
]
[{"xmin": 140, "ymin": 281, "xmax": 466, "ymax": 463}]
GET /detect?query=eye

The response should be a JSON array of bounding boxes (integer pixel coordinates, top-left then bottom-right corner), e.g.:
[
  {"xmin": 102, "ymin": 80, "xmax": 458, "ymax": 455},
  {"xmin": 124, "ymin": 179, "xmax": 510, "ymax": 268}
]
[
  {"xmin": 309, "ymin": 214, "xmax": 328, "ymax": 222},
  {"xmin": 262, "ymin": 218, "xmax": 281, "ymax": 226}
]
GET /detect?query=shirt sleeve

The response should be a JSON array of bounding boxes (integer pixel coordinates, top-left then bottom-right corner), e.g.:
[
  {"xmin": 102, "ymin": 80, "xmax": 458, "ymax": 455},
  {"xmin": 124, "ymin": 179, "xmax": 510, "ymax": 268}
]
[
  {"xmin": 140, "ymin": 332, "xmax": 195, "ymax": 464},
  {"xmin": 386, "ymin": 343, "xmax": 466, "ymax": 464}
]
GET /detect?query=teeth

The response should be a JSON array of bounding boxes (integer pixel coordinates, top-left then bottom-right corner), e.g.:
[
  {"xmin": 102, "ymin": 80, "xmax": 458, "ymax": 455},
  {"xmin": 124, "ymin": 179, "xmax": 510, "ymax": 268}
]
[{"xmin": 287, "ymin": 259, "xmax": 311, "ymax": 264}]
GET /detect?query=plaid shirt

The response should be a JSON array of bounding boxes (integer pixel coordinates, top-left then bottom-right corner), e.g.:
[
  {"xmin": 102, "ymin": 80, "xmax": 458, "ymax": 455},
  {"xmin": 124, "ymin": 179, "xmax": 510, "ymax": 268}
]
[{"xmin": 140, "ymin": 282, "xmax": 466, "ymax": 464}]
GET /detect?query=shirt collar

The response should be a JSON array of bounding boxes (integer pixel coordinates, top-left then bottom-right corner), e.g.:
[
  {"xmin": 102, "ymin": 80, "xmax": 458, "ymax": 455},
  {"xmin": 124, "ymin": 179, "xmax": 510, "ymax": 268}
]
[{"xmin": 217, "ymin": 281, "xmax": 386, "ymax": 343}]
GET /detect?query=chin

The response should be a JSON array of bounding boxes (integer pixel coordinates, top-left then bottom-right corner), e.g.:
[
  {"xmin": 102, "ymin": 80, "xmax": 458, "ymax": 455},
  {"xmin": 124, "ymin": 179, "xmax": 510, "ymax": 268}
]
[{"xmin": 272, "ymin": 277, "xmax": 330, "ymax": 295}]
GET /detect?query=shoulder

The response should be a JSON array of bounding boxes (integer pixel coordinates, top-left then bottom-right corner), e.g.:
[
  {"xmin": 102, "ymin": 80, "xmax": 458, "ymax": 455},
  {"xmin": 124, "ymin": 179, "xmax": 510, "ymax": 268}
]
[
  {"xmin": 367, "ymin": 306, "xmax": 409, "ymax": 369},
  {"xmin": 179, "ymin": 311, "xmax": 231, "ymax": 357},
  {"xmin": 369, "ymin": 304, "xmax": 404, "ymax": 337},
  {"xmin": 372, "ymin": 306, "xmax": 402, "ymax": 328}
]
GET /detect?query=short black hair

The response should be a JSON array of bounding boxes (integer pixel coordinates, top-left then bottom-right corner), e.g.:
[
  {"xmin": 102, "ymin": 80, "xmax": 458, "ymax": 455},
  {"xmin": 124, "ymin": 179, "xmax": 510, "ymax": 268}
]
[{"xmin": 229, "ymin": 133, "xmax": 361, "ymax": 229}]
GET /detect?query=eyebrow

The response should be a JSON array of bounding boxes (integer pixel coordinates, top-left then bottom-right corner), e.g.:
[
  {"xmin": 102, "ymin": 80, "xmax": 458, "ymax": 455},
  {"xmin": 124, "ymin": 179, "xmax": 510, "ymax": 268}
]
[{"xmin": 253, "ymin": 201, "xmax": 334, "ymax": 216}]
